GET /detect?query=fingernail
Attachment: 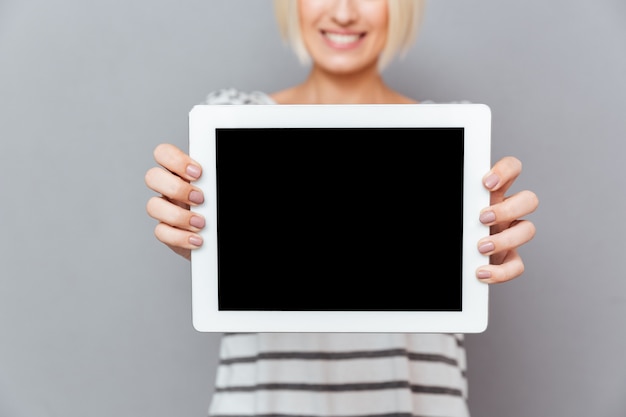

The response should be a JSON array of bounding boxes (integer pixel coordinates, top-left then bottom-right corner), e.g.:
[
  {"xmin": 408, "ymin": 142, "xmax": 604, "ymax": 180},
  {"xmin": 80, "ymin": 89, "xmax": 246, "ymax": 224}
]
[
  {"xmin": 479, "ymin": 210, "xmax": 496, "ymax": 224},
  {"xmin": 189, "ymin": 190, "xmax": 204, "ymax": 204},
  {"xmin": 478, "ymin": 241, "xmax": 495, "ymax": 254},
  {"xmin": 189, "ymin": 235, "xmax": 203, "ymax": 247},
  {"xmin": 186, "ymin": 164, "xmax": 201, "ymax": 179},
  {"xmin": 483, "ymin": 173, "xmax": 500, "ymax": 189},
  {"xmin": 477, "ymin": 269, "xmax": 492, "ymax": 280},
  {"xmin": 190, "ymin": 216, "xmax": 205, "ymax": 228}
]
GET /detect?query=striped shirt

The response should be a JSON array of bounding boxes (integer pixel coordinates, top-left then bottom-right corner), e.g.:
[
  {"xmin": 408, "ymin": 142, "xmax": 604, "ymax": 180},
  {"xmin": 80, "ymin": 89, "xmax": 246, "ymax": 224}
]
[{"xmin": 203, "ymin": 89, "xmax": 471, "ymax": 417}]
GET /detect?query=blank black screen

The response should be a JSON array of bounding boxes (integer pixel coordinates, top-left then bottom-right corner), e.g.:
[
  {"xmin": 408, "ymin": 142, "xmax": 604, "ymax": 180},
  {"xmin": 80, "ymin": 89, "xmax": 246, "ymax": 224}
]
[{"xmin": 215, "ymin": 128, "xmax": 464, "ymax": 311}]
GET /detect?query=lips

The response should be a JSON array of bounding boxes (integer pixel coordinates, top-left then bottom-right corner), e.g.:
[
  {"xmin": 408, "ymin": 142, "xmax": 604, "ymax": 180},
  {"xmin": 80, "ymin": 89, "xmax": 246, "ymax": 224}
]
[{"xmin": 321, "ymin": 30, "xmax": 365, "ymax": 47}]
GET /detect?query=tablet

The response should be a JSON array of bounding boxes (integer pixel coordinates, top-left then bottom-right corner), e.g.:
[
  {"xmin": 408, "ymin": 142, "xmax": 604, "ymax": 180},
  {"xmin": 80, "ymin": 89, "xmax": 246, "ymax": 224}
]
[{"xmin": 188, "ymin": 103, "xmax": 491, "ymax": 333}]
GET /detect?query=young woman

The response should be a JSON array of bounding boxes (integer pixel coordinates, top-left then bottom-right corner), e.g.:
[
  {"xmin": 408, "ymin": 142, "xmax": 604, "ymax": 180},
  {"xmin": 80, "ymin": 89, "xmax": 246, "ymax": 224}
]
[{"xmin": 145, "ymin": 1, "xmax": 539, "ymax": 416}]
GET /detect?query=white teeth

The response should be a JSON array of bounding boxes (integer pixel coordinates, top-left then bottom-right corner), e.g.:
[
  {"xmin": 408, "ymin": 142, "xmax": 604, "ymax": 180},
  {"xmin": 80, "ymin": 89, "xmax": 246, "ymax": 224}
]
[{"xmin": 324, "ymin": 32, "xmax": 362, "ymax": 44}]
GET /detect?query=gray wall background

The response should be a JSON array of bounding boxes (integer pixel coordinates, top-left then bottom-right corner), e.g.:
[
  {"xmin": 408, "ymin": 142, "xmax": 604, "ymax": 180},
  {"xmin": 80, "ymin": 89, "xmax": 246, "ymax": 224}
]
[{"xmin": 1, "ymin": 0, "xmax": 625, "ymax": 416}]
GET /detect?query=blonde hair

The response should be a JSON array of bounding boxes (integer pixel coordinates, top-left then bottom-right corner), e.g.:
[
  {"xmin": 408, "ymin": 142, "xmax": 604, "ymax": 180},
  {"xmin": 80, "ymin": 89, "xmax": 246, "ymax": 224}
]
[{"xmin": 272, "ymin": 0, "xmax": 425, "ymax": 71}]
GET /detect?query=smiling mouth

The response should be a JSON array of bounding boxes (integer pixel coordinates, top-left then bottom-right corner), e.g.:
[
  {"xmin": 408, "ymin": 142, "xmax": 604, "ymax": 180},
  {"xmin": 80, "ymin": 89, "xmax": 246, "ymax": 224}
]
[{"xmin": 322, "ymin": 30, "xmax": 365, "ymax": 45}]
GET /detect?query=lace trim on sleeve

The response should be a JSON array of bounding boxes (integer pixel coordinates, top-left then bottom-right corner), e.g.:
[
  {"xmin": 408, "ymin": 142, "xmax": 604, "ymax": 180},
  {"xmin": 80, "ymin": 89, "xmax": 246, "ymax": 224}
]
[{"xmin": 203, "ymin": 88, "xmax": 275, "ymax": 105}]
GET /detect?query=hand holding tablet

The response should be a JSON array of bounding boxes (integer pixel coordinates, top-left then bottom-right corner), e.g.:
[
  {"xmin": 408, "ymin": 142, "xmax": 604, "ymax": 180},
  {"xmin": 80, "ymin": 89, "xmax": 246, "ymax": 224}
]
[{"xmin": 188, "ymin": 103, "xmax": 492, "ymax": 333}]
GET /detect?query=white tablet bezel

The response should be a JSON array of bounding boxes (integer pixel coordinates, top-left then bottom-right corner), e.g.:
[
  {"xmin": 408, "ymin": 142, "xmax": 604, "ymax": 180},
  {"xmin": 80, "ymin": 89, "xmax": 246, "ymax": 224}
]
[{"xmin": 189, "ymin": 103, "xmax": 491, "ymax": 333}]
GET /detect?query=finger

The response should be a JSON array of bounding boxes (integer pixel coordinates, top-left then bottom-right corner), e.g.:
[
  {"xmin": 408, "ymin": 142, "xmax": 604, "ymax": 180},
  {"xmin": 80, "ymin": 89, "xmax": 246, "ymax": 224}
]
[
  {"xmin": 144, "ymin": 166, "xmax": 205, "ymax": 206},
  {"xmin": 476, "ymin": 250, "xmax": 524, "ymax": 284},
  {"xmin": 479, "ymin": 189, "xmax": 539, "ymax": 227},
  {"xmin": 483, "ymin": 156, "xmax": 522, "ymax": 202},
  {"xmin": 154, "ymin": 222, "xmax": 203, "ymax": 251},
  {"xmin": 477, "ymin": 219, "xmax": 536, "ymax": 258},
  {"xmin": 153, "ymin": 143, "xmax": 202, "ymax": 181},
  {"xmin": 146, "ymin": 196, "xmax": 205, "ymax": 232}
]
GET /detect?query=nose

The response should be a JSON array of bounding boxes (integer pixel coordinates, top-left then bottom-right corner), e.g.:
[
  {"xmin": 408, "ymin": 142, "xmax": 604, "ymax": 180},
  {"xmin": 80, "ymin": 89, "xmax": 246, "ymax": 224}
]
[{"xmin": 330, "ymin": 0, "xmax": 358, "ymax": 26}]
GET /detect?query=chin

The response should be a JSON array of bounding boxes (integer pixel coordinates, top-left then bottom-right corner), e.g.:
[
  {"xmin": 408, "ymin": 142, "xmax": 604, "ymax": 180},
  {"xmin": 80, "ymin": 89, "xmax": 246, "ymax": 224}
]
[{"xmin": 316, "ymin": 58, "xmax": 378, "ymax": 75}]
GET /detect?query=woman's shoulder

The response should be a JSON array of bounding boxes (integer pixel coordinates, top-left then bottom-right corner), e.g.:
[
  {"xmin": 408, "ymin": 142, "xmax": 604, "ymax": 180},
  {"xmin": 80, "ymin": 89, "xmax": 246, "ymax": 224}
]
[{"xmin": 202, "ymin": 88, "xmax": 276, "ymax": 105}]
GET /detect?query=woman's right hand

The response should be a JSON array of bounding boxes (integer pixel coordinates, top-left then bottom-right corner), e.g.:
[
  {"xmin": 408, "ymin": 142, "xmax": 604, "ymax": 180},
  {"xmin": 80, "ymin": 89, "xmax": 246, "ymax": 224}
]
[{"xmin": 144, "ymin": 143, "xmax": 205, "ymax": 260}]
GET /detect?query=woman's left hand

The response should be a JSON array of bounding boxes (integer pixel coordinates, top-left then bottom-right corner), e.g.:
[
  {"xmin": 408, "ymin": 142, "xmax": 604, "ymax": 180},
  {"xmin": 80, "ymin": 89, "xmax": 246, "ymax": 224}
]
[{"xmin": 475, "ymin": 156, "xmax": 539, "ymax": 284}]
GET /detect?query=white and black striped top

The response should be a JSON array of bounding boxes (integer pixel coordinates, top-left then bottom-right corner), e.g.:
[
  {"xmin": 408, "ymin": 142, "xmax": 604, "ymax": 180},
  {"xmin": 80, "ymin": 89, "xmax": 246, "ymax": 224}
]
[{"xmin": 202, "ymin": 89, "xmax": 471, "ymax": 417}]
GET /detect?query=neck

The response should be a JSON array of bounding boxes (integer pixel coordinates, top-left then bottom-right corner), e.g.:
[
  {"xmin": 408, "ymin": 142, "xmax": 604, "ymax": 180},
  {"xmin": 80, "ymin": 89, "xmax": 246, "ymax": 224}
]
[
  {"xmin": 303, "ymin": 64, "xmax": 388, "ymax": 104},
  {"xmin": 271, "ymin": 61, "xmax": 417, "ymax": 105}
]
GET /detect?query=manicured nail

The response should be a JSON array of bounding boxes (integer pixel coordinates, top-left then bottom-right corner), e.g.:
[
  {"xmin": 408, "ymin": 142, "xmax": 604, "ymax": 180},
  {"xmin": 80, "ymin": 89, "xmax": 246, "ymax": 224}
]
[
  {"xmin": 189, "ymin": 235, "xmax": 203, "ymax": 247},
  {"xmin": 479, "ymin": 210, "xmax": 496, "ymax": 224},
  {"xmin": 186, "ymin": 164, "xmax": 201, "ymax": 179},
  {"xmin": 478, "ymin": 241, "xmax": 495, "ymax": 254},
  {"xmin": 483, "ymin": 173, "xmax": 500, "ymax": 189},
  {"xmin": 189, "ymin": 190, "xmax": 204, "ymax": 204},
  {"xmin": 477, "ymin": 269, "xmax": 492, "ymax": 280},
  {"xmin": 190, "ymin": 216, "xmax": 205, "ymax": 228}
]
